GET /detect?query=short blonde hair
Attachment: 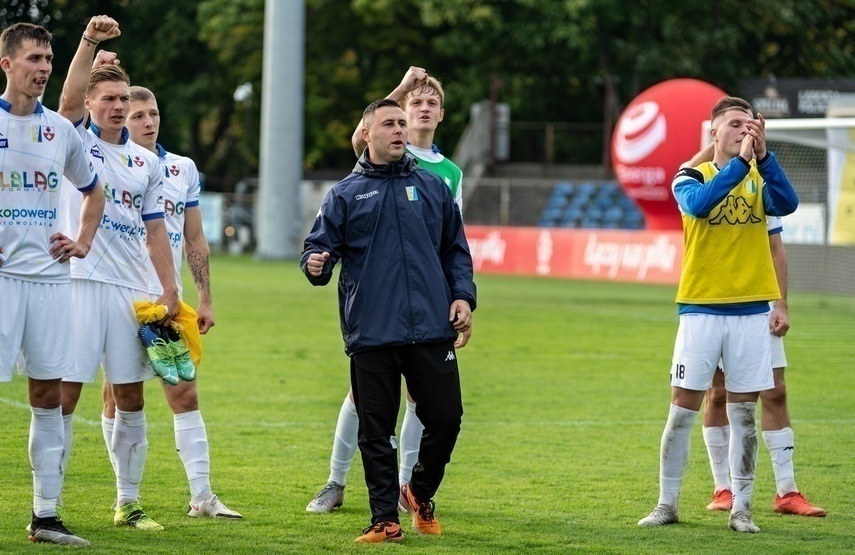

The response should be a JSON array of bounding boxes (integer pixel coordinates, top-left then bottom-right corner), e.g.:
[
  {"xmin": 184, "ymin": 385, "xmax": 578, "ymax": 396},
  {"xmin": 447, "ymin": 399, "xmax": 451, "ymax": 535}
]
[{"xmin": 403, "ymin": 75, "xmax": 445, "ymax": 108}]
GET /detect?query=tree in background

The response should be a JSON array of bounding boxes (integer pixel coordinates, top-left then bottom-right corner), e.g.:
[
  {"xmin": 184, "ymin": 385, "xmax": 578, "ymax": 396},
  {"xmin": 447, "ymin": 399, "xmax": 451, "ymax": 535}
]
[{"xmin": 3, "ymin": 0, "xmax": 853, "ymax": 179}]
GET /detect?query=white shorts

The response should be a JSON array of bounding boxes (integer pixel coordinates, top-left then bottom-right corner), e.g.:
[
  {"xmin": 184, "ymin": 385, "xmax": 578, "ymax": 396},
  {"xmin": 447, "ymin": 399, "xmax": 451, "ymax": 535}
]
[
  {"xmin": 66, "ymin": 279, "xmax": 157, "ymax": 385},
  {"xmin": 671, "ymin": 312, "xmax": 774, "ymax": 393},
  {"xmin": 0, "ymin": 276, "xmax": 76, "ymax": 381},
  {"xmin": 718, "ymin": 334, "xmax": 787, "ymax": 371}
]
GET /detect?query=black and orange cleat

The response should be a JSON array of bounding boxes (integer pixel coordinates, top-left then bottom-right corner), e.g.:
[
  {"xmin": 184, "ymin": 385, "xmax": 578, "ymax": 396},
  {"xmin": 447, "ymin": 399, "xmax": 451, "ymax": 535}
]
[
  {"xmin": 354, "ymin": 521, "xmax": 404, "ymax": 543},
  {"xmin": 400, "ymin": 483, "xmax": 441, "ymax": 535}
]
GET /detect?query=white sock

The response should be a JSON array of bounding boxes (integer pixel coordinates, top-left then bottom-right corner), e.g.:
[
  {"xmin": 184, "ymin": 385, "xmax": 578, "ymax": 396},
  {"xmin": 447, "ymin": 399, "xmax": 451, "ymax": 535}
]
[
  {"xmin": 113, "ymin": 409, "xmax": 148, "ymax": 506},
  {"xmin": 762, "ymin": 427, "xmax": 797, "ymax": 496},
  {"xmin": 101, "ymin": 414, "xmax": 118, "ymax": 475},
  {"xmin": 328, "ymin": 396, "xmax": 358, "ymax": 486},
  {"xmin": 727, "ymin": 402, "xmax": 758, "ymax": 513},
  {"xmin": 658, "ymin": 404, "xmax": 699, "ymax": 508},
  {"xmin": 398, "ymin": 401, "xmax": 424, "ymax": 485},
  {"xmin": 174, "ymin": 410, "xmax": 212, "ymax": 500},
  {"xmin": 58, "ymin": 414, "xmax": 74, "ymax": 508},
  {"xmin": 702, "ymin": 425, "xmax": 731, "ymax": 492},
  {"xmin": 30, "ymin": 406, "xmax": 64, "ymax": 518}
]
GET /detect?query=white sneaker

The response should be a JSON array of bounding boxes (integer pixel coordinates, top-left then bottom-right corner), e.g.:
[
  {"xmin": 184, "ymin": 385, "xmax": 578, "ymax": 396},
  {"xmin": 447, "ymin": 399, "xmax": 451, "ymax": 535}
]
[
  {"xmin": 638, "ymin": 504, "xmax": 679, "ymax": 527},
  {"xmin": 306, "ymin": 482, "xmax": 345, "ymax": 514},
  {"xmin": 188, "ymin": 494, "xmax": 242, "ymax": 519},
  {"xmin": 728, "ymin": 511, "xmax": 760, "ymax": 533}
]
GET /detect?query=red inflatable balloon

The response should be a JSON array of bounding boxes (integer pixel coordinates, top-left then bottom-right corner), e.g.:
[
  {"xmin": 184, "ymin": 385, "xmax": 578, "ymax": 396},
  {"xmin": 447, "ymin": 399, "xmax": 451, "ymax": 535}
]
[{"xmin": 612, "ymin": 79, "xmax": 727, "ymax": 230}]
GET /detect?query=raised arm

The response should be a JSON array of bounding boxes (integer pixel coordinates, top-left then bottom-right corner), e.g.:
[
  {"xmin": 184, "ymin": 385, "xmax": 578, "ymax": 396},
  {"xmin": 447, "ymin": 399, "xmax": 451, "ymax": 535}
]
[
  {"xmin": 351, "ymin": 66, "xmax": 428, "ymax": 155},
  {"xmin": 58, "ymin": 15, "xmax": 121, "ymax": 124}
]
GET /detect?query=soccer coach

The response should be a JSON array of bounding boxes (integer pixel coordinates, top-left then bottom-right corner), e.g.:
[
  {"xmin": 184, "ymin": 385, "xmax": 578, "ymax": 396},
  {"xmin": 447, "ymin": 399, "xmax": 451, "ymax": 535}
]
[{"xmin": 301, "ymin": 98, "xmax": 476, "ymax": 543}]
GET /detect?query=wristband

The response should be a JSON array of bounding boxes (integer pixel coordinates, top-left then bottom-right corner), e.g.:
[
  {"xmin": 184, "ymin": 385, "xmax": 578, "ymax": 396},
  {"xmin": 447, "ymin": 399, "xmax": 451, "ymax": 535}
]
[{"xmin": 82, "ymin": 32, "xmax": 100, "ymax": 46}]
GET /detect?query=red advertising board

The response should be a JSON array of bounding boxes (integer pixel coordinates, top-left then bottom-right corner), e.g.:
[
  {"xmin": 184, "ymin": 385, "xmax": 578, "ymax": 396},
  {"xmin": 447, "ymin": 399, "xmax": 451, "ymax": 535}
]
[{"xmin": 466, "ymin": 225, "xmax": 683, "ymax": 285}]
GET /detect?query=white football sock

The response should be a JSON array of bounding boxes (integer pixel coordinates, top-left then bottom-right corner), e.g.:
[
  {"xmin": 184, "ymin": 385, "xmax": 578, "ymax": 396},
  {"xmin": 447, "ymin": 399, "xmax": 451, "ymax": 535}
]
[
  {"xmin": 30, "ymin": 406, "xmax": 64, "ymax": 518},
  {"xmin": 398, "ymin": 401, "xmax": 424, "ymax": 485},
  {"xmin": 727, "ymin": 402, "xmax": 758, "ymax": 513},
  {"xmin": 174, "ymin": 410, "xmax": 212, "ymax": 499},
  {"xmin": 762, "ymin": 427, "xmax": 797, "ymax": 496},
  {"xmin": 328, "ymin": 396, "xmax": 358, "ymax": 486},
  {"xmin": 113, "ymin": 409, "xmax": 148, "ymax": 506},
  {"xmin": 58, "ymin": 413, "xmax": 73, "ymax": 507},
  {"xmin": 702, "ymin": 425, "xmax": 731, "ymax": 492},
  {"xmin": 658, "ymin": 404, "xmax": 699, "ymax": 508},
  {"xmin": 101, "ymin": 414, "xmax": 118, "ymax": 475}
]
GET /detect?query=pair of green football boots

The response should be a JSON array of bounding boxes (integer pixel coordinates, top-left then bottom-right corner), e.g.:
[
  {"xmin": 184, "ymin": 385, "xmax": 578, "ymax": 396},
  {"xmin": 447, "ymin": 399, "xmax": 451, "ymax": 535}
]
[{"xmin": 138, "ymin": 323, "xmax": 196, "ymax": 385}]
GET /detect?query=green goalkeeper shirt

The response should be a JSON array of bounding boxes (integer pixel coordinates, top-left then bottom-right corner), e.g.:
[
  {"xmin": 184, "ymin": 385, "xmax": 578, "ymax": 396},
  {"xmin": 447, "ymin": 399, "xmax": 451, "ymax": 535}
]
[{"xmin": 407, "ymin": 144, "xmax": 464, "ymax": 210}]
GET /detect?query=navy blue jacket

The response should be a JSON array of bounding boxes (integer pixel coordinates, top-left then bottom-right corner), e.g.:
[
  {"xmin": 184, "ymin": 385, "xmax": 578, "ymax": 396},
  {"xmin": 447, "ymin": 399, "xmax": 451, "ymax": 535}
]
[{"xmin": 301, "ymin": 151, "xmax": 476, "ymax": 356}]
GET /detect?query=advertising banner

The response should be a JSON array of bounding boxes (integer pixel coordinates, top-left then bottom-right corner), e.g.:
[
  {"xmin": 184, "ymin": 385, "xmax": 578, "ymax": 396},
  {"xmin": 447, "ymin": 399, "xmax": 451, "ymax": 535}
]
[{"xmin": 466, "ymin": 225, "xmax": 683, "ymax": 285}]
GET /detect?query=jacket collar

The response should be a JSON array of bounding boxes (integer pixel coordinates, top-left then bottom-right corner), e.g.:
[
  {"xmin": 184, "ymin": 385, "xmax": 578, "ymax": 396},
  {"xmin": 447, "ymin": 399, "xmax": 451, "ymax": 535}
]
[{"xmin": 353, "ymin": 149, "xmax": 416, "ymax": 177}]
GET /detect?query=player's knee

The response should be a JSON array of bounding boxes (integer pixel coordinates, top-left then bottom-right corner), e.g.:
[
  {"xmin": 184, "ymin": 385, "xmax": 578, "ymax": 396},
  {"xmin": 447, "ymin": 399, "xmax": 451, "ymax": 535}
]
[
  {"xmin": 705, "ymin": 383, "xmax": 727, "ymax": 409},
  {"xmin": 113, "ymin": 386, "xmax": 144, "ymax": 412},
  {"xmin": 166, "ymin": 383, "xmax": 198, "ymax": 413},
  {"xmin": 760, "ymin": 382, "xmax": 787, "ymax": 409}
]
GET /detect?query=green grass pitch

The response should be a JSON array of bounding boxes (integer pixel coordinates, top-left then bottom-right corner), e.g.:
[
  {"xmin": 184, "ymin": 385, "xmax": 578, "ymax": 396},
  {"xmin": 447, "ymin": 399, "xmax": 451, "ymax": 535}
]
[{"xmin": 0, "ymin": 254, "xmax": 851, "ymax": 553}]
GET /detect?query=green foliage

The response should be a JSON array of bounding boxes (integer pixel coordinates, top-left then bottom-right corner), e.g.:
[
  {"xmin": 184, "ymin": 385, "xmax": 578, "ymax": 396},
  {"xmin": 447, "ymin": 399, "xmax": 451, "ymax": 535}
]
[
  {"xmin": 2, "ymin": 0, "xmax": 853, "ymax": 174},
  {"xmin": 0, "ymin": 256, "xmax": 852, "ymax": 553}
]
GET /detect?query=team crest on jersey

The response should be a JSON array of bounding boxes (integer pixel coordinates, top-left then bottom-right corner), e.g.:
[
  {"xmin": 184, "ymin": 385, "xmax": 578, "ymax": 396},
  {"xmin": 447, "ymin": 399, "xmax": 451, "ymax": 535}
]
[
  {"xmin": 126, "ymin": 155, "xmax": 145, "ymax": 168},
  {"xmin": 32, "ymin": 125, "xmax": 54, "ymax": 142},
  {"xmin": 169, "ymin": 165, "xmax": 180, "ymax": 176}
]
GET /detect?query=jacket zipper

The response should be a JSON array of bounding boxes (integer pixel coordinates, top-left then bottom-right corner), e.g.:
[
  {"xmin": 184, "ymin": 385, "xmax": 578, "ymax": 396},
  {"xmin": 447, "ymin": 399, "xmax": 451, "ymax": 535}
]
[{"xmin": 390, "ymin": 173, "xmax": 416, "ymax": 342}]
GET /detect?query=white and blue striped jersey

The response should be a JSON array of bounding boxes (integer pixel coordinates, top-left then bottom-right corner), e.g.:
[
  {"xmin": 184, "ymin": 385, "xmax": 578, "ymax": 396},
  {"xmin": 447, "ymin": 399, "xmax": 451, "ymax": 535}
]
[
  {"xmin": 0, "ymin": 100, "xmax": 97, "ymax": 283},
  {"xmin": 145, "ymin": 145, "xmax": 201, "ymax": 297},
  {"xmin": 61, "ymin": 123, "xmax": 163, "ymax": 292}
]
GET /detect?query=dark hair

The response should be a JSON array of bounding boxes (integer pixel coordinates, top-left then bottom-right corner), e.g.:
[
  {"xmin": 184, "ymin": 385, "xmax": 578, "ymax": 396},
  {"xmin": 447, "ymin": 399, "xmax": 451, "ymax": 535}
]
[
  {"xmin": 0, "ymin": 23, "xmax": 52, "ymax": 59},
  {"xmin": 711, "ymin": 96, "xmax": 753, "ymax": 123},
  {"xmin": 362, "ymin": 98, "xmax": 401, "ymax": 127},
  {"xmin": 87, "ymin": 64, "xmax": 130, "ymax": 95}
]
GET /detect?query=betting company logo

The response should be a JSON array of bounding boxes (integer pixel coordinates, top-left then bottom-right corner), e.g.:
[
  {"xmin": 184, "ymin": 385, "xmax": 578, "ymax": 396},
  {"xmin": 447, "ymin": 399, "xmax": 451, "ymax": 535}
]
[
  {"xmin": 613, "ymin": 101, "xmax": 666, "ymax": 165},
  {"xmin": 709, "ymin": 196, "xmax": 762, "ymax": 225},
  {"xmin": 0, "ymin": 170, "xmax": 60, "ymax": 192}
]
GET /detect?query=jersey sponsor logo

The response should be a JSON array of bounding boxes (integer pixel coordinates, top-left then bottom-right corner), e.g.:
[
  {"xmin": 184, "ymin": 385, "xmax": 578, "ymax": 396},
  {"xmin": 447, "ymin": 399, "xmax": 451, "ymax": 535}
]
[
  {"xmin": 0, "ymin": 170, "xmax": 60, "ymax": 191},
  {"xmin": 167, "ymin": 230, "xmax": 183, "ymax": 248},
  {"xmin": 103, "ymin": 182, "xmax": 144, "ymax": 210},
  {"xmin": 164, "ymin": 199, "xmax": 185, "ymax": 217},
  {"xmin": 405, "ymin": 186, "xmax": 419, "ymax": 201},
  {"xmin": 0, "ymin": 132, "xmax": 7, "ymax": 149},
  {"xmin": 99, "ymin": 213, "xmax": 145, "ymax": 240},
  {"xmin": 0, "ymin": 207, "xmax": 57, "ymax": 221},
  {"xmin": 709, "ymin": 195, "xmax": 762, "ymax": 226},
  {"xmin": 355, "ymin": 190, "xmax": 379, "ymax": 201}
]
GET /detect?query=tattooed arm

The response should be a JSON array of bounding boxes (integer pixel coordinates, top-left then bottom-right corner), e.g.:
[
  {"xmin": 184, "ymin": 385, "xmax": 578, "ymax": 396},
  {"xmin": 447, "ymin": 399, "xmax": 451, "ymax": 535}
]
[{"xmin": 183, "ymin": 205, "xmax": 214, "ymax": 333}]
